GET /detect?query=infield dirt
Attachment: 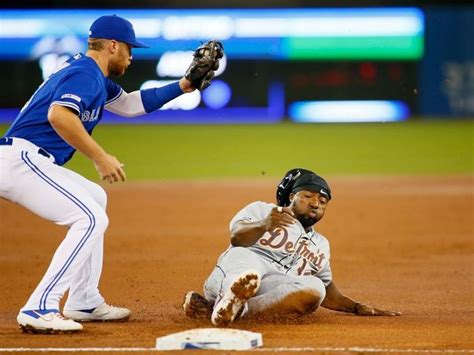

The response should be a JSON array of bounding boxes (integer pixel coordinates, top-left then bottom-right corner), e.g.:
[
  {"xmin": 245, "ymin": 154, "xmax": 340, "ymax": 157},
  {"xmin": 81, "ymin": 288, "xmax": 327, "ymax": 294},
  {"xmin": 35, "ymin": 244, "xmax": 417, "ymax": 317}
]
[{"xmin": 1, "ymin": 176, "xmax": 473, "ymax": 350}]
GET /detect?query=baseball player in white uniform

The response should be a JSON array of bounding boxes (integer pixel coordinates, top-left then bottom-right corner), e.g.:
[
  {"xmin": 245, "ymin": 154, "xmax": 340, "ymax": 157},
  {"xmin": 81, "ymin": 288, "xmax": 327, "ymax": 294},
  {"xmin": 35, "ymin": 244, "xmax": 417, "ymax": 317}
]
[
  {"xmin": 183, "ymin": 168, "xmax": 401, "ymax": 326},
  {"xmin": 0, "ymin": 15, "xmax": 222, "ymax": 334}
]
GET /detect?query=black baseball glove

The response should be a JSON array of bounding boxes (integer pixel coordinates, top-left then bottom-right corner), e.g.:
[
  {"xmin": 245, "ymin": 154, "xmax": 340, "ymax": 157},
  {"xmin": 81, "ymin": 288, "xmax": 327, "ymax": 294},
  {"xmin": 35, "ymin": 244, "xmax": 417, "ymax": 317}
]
[{"xmin": 185, "ymin": 40, "xmax": 224, "ymax": 91}]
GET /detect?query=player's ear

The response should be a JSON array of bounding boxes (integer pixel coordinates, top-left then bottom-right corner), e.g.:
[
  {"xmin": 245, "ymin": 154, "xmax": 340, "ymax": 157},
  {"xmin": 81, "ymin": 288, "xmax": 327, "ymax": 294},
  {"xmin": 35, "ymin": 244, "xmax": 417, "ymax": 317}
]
[
  {"xmin": 289, "ymin": 193, "xmax": 295, "ymax": 203},
  {"xmin": 108, "ymin": 40, "xmax": 118, "ymax": 54}
]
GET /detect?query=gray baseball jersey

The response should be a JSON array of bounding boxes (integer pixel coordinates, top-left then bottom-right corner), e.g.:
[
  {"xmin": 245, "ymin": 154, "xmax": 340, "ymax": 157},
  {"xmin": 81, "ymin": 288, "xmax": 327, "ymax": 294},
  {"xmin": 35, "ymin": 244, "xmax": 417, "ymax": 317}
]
[{"xmin": 228, "ymin": 201, "xmax": 332, "ymax": 286}]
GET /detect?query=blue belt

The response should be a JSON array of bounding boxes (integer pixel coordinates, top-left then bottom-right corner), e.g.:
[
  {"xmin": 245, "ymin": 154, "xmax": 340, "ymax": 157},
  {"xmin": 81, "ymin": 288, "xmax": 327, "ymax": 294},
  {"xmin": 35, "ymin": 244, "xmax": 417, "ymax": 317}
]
[{"xmin": 0, "ymin": 137, "xmax": 52, "ymax": 159}]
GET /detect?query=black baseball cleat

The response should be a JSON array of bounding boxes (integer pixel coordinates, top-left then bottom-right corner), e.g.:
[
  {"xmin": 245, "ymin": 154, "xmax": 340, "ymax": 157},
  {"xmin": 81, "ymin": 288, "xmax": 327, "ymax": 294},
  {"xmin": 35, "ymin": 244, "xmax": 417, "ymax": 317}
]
[{"xmin": 183, "ymin": 291, "xmax": 213, "ymax": 319}]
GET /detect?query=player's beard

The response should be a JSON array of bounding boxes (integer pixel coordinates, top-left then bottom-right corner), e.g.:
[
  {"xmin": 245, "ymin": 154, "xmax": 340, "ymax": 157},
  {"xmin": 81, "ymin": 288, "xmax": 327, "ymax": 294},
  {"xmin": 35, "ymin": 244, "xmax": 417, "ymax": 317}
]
[
  {"xmin": 293, "ymin": 209, "xmax": 324, "ymax": 229},
  {"xmin": 108, "ymin": 60, "xmax": 126, "ymax": 77},
  {"xmin": 296, "ymin": 215, "xmax": 318, "ymax": 229}
]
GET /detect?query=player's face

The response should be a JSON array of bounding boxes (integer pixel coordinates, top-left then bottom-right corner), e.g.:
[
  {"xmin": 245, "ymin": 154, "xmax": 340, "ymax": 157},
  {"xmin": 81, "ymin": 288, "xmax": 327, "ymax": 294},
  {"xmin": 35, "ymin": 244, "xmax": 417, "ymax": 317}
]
[
  {"xmin": 289, "ymin": 190, "xmax": 328, "ymax": 229},
  {"xmin": 109, "ymin": 41, "xmax": 132, "ymax": 77}
]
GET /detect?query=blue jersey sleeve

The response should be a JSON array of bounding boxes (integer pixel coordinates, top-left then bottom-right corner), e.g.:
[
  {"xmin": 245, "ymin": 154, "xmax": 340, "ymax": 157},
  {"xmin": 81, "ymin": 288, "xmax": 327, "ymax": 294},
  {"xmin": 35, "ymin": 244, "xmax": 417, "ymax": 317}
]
[
  {"xmin": 105, "ymin": 79, "xmax": 123, "ymax": 106},
  {"xmin": 50, "ymin": 70, "xmax": 102, "ymax": 116},
  {"xmin": 140, "ymin": 82, "xmax": 183, "ymax": 113}
]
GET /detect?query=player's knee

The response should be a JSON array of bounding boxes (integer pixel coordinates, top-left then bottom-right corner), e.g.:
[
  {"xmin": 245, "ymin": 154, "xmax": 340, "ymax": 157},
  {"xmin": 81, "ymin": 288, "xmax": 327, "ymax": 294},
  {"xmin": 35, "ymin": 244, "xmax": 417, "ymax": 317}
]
[
  {"xmin": 295, "ymin": 277, "xmax": 326, "ymax": 309},
  {"xmin": 76, "ymin": 206, "xmax": 109, "ymax": 236},
  {"xmin": 274, "ymin": 288, "xmax": 323, "ymax": 316},
  {"xmin": 286, "ymin": 288, "xmax": 324, "ymax": 314},
  {"xmin": 93, "ymin": 209, "xmax": 109, "ymax": 233},
  {"xmin": 306, "ymin": 287, "xmax": 325, "ymax": 308}
]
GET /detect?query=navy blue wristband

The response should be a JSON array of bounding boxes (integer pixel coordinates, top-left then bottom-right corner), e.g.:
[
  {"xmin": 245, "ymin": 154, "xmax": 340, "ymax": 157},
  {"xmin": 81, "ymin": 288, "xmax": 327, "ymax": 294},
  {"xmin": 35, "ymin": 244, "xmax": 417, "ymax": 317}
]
[{"xmin": 140, "ymin": 82, "xmax": 183, "ymax": 113}]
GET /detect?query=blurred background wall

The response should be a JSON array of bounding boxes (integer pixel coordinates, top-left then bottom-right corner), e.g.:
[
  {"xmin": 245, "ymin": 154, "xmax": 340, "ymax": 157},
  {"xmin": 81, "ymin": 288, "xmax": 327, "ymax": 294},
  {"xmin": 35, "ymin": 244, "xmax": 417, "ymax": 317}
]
[
  {"xmin": 0, "ymin": 0, "xmax": 472, "ymax": 124},
  {"xmin": 0, "ymin": 1, "xmax": 472, "ymax": 179}
]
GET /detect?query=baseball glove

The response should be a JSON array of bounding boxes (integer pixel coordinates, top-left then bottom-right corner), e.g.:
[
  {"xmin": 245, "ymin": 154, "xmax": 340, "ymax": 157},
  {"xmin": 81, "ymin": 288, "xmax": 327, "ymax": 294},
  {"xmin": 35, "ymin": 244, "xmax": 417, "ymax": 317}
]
[{"xmin": 185, "ymin": 40, "xmax": 224, "ymax": 91}]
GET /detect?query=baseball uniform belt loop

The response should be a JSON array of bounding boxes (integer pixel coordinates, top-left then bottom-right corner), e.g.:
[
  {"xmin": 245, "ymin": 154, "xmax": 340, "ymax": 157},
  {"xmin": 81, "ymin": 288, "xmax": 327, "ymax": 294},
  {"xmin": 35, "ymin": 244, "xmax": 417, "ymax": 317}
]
[
  {"xmin": 0, "ymin": 137, "xmax": 55, "ymax": 163},
  {"xmin": 0, "ymin": 137, "xmax": 13, "ymax": 146},
  {"xmin": 36, "ymin": 147, "xmax": 55, "ymax": 163},
  {"xmin": 38, "ymin": 148, "xmax": 51, "ymax": 159}
]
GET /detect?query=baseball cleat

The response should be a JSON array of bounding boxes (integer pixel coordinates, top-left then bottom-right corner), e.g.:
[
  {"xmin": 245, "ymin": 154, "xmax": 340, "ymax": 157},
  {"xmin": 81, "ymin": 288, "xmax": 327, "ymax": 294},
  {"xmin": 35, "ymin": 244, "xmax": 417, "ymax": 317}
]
[
  {"xmin": 63, "ymin": 303, "xmax": 131, "ymax": 322},
  {"xmin": 183, "ymin": 291, "xmax": 213, "ymax": 319},
  {"xmin": 17, "ymin": 309, "xmax": 83, "ymax": 334},
  {"xmin": 211, "ymin": 270, "xmax": 261, "ymax": 327}
]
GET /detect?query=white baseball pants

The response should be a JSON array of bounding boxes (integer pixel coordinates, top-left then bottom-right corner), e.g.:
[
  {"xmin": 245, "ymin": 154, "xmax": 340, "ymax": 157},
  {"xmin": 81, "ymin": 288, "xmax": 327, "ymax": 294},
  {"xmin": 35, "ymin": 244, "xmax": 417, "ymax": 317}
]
[{"xmin": 0, "ymin": 138, "xmax": 106, "ymax": 311}]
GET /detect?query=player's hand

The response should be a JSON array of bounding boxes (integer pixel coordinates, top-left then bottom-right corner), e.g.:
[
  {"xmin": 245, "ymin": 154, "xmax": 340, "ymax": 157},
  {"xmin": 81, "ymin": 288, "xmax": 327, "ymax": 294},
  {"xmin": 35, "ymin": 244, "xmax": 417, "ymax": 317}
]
[
  {"xmin": 179, "ymin": 77, "xmax": 195, "ymax": 93},
  {"xmin": 264, "ymin": 206, "xmax": 297, "ymax": 231},
  {"xmin": 93, "ymin": 153, "xmax": 126, "ymax": 184},
  {"xmin": 355, "ymin": 303, "xmax": 401, "ymax": 316}
]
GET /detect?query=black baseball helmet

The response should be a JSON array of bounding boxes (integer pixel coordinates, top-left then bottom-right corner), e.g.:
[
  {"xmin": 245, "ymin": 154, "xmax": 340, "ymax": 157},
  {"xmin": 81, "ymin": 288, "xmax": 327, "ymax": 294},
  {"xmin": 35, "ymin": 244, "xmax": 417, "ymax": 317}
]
[{"xmin": 276, "ymin": 168, "xmax": 332, "ymax": 207}]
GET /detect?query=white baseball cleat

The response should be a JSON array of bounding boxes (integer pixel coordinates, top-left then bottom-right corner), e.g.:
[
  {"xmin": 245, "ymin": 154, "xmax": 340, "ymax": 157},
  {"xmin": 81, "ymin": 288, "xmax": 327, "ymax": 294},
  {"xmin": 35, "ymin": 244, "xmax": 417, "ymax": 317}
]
[
  {"xmin": 63, "ymin": 303, "xmax": 131, "ymax": 322},
  {"xmin": 211, "ymin": 270, "xmax": 261, "ymax": 327},
  {"xmin": 17, "ymin": 309, "xmax": 83, "ymax": 334}
]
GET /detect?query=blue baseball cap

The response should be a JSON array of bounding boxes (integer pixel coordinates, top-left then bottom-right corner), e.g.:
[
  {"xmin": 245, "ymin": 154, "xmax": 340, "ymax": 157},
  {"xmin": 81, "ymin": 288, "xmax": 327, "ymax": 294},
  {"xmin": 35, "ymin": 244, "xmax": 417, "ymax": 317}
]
[{"xmin": 89, "ymin": 15, "xmax": 150, "ymax": 48}]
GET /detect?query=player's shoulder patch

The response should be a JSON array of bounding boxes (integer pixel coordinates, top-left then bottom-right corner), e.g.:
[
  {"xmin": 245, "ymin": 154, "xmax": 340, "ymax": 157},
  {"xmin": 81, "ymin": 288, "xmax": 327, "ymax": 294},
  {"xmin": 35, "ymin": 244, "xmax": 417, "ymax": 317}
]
[
  {"xmin": 232, "ymin": 201, "xmax": 267, "ymax": 224},
  {"xmin": 61, "ymin": 93, "xmax": 82, "ymax": 102}
]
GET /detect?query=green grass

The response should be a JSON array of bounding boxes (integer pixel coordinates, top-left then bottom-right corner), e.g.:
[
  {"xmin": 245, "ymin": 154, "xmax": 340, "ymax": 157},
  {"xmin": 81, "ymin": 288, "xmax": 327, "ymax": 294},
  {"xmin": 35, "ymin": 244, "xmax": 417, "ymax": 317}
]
[{"xmin": 1, "ymin": 120, "xmax": 473, "ymax": 180}]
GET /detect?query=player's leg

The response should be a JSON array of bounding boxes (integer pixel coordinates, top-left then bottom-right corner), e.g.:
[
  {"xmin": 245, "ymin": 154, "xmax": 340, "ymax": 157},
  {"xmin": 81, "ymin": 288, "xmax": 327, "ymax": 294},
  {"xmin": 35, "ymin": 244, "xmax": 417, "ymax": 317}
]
[
  {"xmin": 183, "ymin": 247, "xmax": 262, "ymax": 320},
  {"xmin": 1, "ymin": 149, "xmax": 108, "ymax": 332},
  {"xmin": 64, "ymin": 236, "xmax": 105, "ymax": 310},
  {"xmin": 247, "ymin": 273, "xmax": 326, "ymax": 316},
  {"xmin": 58, "ymin": 167, "xmax": 131, "ymax": 321},
  {"xmin": 203, "ymin": 247, "xmax": 266, "ymax": 326},
  {"xmin": 203, "ymin": 247, "xmax": 267, "ymax": 303},
  {"xmin": 59, "ymin": 167, "xmax": 107, "ymax": 312}
]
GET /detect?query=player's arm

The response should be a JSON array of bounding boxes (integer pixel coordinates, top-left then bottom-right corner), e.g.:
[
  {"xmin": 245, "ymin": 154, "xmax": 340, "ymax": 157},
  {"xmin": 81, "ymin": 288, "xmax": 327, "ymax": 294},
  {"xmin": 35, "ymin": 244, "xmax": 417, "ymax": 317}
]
[
  {"xmin": 104, "ymin": 78, "xmax": 192, "ymax": 118},
  {"xmin": 321, "ymin": 281, "xmax": 400, "ymax": 316},
  {"xmin": 106, "ymin": 40, "xmax": 222, "ymax": 117},
  {"xmin": 48, "ymin": 105, "xmax": 125, "ymax": 184},
  {"xmin": 231, "ymin": 207, "xmax": 296, "ymax": 247}
]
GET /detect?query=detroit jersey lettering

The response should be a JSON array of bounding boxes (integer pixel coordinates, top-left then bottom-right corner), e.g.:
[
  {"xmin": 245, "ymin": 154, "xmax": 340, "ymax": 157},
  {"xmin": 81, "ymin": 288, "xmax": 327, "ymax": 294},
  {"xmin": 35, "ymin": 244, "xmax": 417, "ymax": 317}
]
[
  {"xmin": 5, "ymin": 53, "xmax": 122, "ymax": 165},
  {"xmin": 229, "ymin": 201, "xmax": 332, "ymax": 286}
]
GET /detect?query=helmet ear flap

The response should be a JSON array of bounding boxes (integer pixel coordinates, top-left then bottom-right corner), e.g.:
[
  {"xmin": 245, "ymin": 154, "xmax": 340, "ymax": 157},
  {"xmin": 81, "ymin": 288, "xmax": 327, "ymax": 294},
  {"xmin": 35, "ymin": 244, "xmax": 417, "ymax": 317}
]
[
  {"xmin": 276, "ymin": 168, "xmax": 314, "ymax": 206},
  {"xmin": 276, "ymin": 172, "xmax": 298, "ymax": 207}
]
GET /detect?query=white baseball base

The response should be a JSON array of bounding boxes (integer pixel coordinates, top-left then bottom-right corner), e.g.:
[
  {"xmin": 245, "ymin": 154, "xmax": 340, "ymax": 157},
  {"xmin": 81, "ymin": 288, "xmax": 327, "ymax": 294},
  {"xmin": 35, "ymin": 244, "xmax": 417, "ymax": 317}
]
[{"xmin": 155, "ymin": 328, "xmax": 263, "ymax": 350}]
